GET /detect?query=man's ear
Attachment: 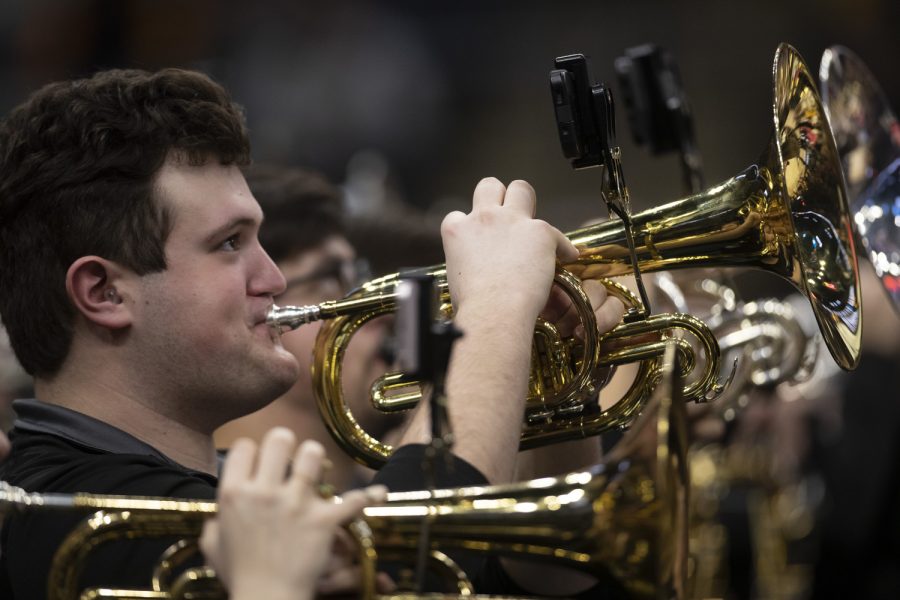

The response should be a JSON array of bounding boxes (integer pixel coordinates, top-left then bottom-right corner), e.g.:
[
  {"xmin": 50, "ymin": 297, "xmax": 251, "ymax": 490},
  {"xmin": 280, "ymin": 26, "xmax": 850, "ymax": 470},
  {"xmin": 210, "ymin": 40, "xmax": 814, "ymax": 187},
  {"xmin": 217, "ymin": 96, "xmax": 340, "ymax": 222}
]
[{"xmin": 66, "ymin": 256, "xmax": 134, "ymax": 330}]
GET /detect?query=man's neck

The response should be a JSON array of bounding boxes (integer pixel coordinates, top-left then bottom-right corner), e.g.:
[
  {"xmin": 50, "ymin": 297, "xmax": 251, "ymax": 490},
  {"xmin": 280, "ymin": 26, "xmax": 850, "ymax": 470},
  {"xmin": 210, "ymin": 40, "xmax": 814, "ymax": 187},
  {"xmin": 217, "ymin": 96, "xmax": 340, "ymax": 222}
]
[{"xmin": 34, "ymin": 374, "xmax": 219, "ymax": 476}]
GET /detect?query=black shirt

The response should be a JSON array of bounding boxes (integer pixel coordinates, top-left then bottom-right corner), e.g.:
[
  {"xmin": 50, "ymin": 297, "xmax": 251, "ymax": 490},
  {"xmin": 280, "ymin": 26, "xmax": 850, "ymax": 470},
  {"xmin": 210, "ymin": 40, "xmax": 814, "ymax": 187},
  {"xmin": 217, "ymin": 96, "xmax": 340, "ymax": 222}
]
[{"xmin": 0, "ymin": 399, "xmax": 219, "ymax": 599}]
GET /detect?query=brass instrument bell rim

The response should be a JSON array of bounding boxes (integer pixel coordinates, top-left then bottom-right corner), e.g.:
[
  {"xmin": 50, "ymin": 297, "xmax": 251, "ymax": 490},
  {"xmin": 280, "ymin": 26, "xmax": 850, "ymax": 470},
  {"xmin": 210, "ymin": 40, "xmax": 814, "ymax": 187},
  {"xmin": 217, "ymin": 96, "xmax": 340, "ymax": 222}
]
[
  {"xmin": 770, "ymin": 43, "xmax": 862, "ymax": 371},
  {"xmin": 818, "ymin": 43, "xmax": 896, "ymax": 203}
]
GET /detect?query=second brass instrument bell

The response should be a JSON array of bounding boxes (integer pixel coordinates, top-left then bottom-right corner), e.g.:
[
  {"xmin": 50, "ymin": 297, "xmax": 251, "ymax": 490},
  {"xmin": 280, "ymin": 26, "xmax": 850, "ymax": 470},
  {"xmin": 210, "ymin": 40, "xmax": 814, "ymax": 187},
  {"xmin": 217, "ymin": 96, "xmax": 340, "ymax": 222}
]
[{"xmin": 820, "ymin": 44, "xmax": 900, "ymax": 315}]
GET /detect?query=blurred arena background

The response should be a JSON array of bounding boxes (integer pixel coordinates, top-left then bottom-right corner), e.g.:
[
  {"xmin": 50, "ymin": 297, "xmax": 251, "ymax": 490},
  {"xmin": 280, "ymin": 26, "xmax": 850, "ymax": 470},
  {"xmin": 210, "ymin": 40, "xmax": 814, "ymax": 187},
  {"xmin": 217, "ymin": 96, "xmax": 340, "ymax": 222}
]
[{"xmin": 1, "ymin": 0, "xmax": 896, "ymax": 231}]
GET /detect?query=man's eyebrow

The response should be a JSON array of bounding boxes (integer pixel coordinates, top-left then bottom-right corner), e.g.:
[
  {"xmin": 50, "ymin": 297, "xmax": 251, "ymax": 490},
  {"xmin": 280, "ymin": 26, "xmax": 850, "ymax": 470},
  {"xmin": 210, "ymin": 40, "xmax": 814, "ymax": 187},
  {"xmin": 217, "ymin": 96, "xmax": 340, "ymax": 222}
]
[{"xmin": 204, "ymin": 216, "xmax": 259, "ymax": 244}]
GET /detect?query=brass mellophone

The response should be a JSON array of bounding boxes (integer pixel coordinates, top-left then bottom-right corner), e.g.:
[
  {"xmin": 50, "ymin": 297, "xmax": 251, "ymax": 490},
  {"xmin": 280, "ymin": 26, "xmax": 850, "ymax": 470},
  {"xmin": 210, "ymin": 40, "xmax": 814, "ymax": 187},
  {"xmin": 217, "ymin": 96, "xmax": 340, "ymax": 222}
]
[{"xmin": 267, "ymin": 43, "xmax": 862, "ymax": 468}]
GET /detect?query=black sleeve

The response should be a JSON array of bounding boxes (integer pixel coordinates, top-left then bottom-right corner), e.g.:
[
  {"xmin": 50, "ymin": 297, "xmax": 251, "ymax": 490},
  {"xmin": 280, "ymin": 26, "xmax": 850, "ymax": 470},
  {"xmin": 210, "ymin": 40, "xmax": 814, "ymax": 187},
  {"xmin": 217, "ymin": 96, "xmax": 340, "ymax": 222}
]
[
  {"xmin": 370, "ymin": 444, "xmax": 491, "ymax": 591},
  {"xmin": 372, "ymin": 443, "xmax": 489, "ymax": 491}
]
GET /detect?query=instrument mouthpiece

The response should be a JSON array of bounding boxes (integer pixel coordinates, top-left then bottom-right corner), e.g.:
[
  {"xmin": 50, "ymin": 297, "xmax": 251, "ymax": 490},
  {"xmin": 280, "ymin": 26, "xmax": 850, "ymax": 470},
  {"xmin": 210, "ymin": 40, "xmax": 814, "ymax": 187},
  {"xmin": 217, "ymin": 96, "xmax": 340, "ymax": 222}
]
[{"xmin": 266, "ymin": 304, "xmax": 323, "ymax": 333}]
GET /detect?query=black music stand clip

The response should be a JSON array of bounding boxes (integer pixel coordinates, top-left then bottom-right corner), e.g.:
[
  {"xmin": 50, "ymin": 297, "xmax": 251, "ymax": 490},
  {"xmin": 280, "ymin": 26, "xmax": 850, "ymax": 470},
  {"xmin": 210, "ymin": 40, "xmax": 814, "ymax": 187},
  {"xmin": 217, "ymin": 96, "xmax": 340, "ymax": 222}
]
[{"xmin": 550, "ymin": 53, "xmax": 653, "ymax": 321}]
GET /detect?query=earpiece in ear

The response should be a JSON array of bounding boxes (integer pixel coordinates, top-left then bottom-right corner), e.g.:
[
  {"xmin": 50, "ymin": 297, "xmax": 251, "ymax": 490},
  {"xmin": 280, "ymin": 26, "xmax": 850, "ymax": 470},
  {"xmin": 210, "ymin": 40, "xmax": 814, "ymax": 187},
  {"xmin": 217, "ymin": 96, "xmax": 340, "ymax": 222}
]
[{"xmin": 106, "ymin": 289, "xmax": 121, "ymax": 304}]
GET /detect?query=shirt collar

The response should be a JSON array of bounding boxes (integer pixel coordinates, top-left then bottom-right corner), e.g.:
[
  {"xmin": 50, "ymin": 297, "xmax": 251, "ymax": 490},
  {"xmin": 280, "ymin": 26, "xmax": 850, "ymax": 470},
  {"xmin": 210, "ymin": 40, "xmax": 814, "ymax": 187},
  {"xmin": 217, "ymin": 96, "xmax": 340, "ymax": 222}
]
[{"xmin": 11, "ymin": 398, "xmax": 224, "ymax": 474}]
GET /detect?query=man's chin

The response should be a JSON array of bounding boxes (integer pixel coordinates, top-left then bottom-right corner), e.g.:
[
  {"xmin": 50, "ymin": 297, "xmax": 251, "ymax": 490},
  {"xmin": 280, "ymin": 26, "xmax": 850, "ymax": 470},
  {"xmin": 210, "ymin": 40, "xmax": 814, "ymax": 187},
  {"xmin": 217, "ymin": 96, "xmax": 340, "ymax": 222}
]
[
  {"xmin": 242, "ymin": 343, "xmax": 301, "ymax": 398},
  {"xmin": 269, "ymin": 343, "xmax": 300, "ymax": 374}
]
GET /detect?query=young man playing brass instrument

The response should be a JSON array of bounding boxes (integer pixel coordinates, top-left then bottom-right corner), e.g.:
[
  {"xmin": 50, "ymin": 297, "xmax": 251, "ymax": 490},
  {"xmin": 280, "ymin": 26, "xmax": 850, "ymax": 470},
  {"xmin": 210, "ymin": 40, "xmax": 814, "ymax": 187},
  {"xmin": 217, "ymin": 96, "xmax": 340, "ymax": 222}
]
[{"xmin": 0, "ymin": 68, "xmax": 624, "ymax": 598}]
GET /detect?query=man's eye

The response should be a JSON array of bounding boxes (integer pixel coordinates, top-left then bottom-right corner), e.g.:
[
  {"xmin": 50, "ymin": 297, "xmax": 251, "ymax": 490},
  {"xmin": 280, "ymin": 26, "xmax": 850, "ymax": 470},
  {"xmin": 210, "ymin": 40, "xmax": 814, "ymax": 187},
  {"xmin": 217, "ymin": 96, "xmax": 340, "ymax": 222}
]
[{"xmin": 220, "ymin": 234, "xmax": 242, "ymax": 252}]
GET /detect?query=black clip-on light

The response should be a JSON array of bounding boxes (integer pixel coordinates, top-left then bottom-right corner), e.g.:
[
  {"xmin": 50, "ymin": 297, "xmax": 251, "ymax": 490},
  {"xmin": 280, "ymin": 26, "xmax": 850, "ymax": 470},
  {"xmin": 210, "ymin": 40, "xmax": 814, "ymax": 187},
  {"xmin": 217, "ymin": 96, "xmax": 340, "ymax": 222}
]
[
  {"xmin": 614, "ymin": 45, "xmax": 747, "ymax": 302},
  {"xmin": 614, "ymin": 43, "xmax": 705, "ymax": 196},
  {"xmin": 394, "ymin": 272, "xmax": 463, "ymax": 591},
  {"xmin": 550, "ymin": 53, "xmax": 652, "ymax": 321}
]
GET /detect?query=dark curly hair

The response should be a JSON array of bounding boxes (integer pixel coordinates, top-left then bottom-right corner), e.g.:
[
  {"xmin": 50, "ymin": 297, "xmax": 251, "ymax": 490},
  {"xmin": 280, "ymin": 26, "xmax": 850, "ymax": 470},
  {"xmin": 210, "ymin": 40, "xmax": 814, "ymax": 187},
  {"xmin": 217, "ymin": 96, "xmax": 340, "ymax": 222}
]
[{"xmin": 0, "ymin": 68, "xmax": 251, "ymax": 377}]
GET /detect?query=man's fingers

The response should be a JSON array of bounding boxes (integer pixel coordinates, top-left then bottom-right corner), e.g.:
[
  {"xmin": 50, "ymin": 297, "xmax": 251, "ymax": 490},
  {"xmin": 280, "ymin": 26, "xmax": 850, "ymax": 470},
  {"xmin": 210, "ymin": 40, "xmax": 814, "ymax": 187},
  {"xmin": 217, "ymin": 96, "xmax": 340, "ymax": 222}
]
[
  {"xmin": 317, "ymin": 565, "xmax": 364, "ymax": 595},
  {"xmin": 255, "ymin": 427, "xmax": 297, "ymax": 485},
  {"xmin": 541, "ymin": 287, "xmax": 581, "ymax": 338},
  {"xmin": 289, "ymin": 439, "xmax": 326, "ymax": 493},
  {"xmin": 440, "ymin": 210, "xmax": 466, "ymax": 239},
  {"xmin": 553, "ymin": 227, "xmax": 579, "ymax": 263},
  {"xmin": 331, "ymin": 526, "xmax": 356, "ymax": 557},
  {"xmin": 502, "ymin": 180, "xmax": 536, "ymax": 216},
  {"xmin": 376, "ymin": 572, "xmax": 398, "ymax": 594},
  {"xmin": 220, "ymin": 438, "xmax": 256, "ymax": 488},
  {"xmin": 542, "ymin": 280, "xmax": 613, "ymax": 339},
  {"xmin": 331, "ymin": 485, "xmax": 387, "ymax": 523},
  {"xmin": 567, "ymin": 280, "xmax": 609, "ymax": 340},
  {"xmin": 471, "ymin": 177, "xmax": 506, "ymax": 211},
  {"xmin": 595, "ymin": 296, "xmax": 626, "ymax": 334},
  {"xmin": 539, "ymin": 284, "xmax": 571, "ymax": 322},
  {"xmin": 581, "ymin": 279, "xmax": 609, "ymax": 309},
  {"xmin": 198, "ymin": 519, "xmax": 221, "ymax": 568}
]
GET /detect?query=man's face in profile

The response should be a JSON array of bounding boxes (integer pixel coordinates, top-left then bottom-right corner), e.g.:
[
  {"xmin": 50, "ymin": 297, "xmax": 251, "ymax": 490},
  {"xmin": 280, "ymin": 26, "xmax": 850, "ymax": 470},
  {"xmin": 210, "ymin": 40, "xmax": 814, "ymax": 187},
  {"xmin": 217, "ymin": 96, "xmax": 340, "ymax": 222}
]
[{"xmin": 129, "ymin": 159, "xmax": 300, "ymax": 427}]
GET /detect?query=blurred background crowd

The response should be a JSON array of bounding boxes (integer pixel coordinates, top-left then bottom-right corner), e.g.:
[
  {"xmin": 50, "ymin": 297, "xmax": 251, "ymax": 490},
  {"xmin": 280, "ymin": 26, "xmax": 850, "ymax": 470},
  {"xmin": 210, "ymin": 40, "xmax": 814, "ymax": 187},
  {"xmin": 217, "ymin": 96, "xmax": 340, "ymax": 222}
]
[{"xmin": 0, "ymin": 0, "xmax": 896, "ymax": 223}]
